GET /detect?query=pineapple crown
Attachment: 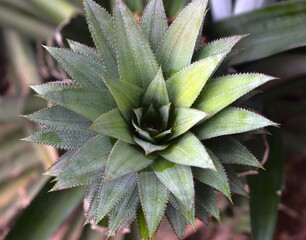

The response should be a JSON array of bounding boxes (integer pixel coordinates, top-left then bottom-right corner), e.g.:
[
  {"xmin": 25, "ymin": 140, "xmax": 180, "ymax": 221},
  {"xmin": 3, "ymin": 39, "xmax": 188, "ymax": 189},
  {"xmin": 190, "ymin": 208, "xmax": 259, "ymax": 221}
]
[{"xmin": 23, "ymin": 0, "xmax": 277, "ymax": 238}]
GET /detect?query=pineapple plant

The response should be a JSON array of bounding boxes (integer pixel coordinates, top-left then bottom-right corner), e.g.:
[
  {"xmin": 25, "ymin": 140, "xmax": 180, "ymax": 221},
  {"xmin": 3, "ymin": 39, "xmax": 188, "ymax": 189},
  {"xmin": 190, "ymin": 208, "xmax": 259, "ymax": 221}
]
[{"xmin": 23, "ymin": 0, "xmax": 277, "ymax": 238}]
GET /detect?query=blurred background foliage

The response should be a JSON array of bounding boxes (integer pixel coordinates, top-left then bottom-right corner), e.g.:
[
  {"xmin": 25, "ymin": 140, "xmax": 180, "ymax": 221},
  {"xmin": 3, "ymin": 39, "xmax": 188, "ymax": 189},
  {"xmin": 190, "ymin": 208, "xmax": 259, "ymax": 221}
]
[{"xmin": 0, "ymin": 0, "xmax": 305, "ymax": 239}]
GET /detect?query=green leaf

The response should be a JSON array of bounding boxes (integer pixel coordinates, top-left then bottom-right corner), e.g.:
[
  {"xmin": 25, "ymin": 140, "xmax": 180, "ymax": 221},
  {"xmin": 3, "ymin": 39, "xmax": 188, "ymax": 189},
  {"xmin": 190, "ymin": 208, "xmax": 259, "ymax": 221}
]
[
  {"xmin": 142, "ymin": 68, "xmax": 169, "ymax": 106},
  {"xmin": 153, "ymin": 158, "xmax": 195, "ymax": 224},
  {"xmin": 90, "ymin": 108, "xmax": 134, "ymax": 144},
  {"xmin": 166, "ymin": 54, "xmax": 225, "ymax": 107},
  {"xmin": 114, "ymin": 0, "xmax": 158, "ymax": 88},
  {"xmin": 195, "ymin": 204, "xmax": 208, "ymax": 223},
  {"xmin": 41, "ymin": 87, "xmax": 116, "ymax": 121},
  {"xmin": 159, "ymin": 132, "xmax": 215, "ymax": 169},
  {"xmin": 45, "ymin": 46, "xmax": 107, "ymax": 89},
  {"xmin": 104, "ymin": 141, "xmax": 154, "ymax": 181},
  {"xmin": 108, "ymin": 187, "xmax": 139, "ymax": 235},
  {"xmin": 226, "ymin": 166, "xmax": 248, "ymax": 197},
  {"xmin": 104, "ymin": 79, "xmax": 143, "ymax": 121},
  {"xmin": 195, "ymin": 74, "xmax": 275, "ymax": 117},
  {"xmin": 195, "ymin": 183, "xmax": 220, "ymax": 221},
  {"xmin": 84, "ymin": 0, "xmax": 118, "ymax": 77},
  {"xmin": 193, "ymin": 150, "xmax": 231, "ymax": 201},
  {"xmin": 157, "ymin": 0, "xmax": 208, "ymax": 77},
  {"xmin": 138, "ymin": 171, "xmax": 169, "ymax": 237},
  {"xmin": 207, "ymin": 1, "xmax": 306, "ymax": 64},
  {"xmin": 23, "ymin": 129, "xmax": 95, "ymax": 150},
  {"xmin": 141, "ymin": 0, "xmax": 167, "ymax": 52},
  {"xmin": 31, "ymin": 81, "xmax": 77, "ymax": 95},
  {"xmin": 137, "ymin": 208, "xmax": 150, "ymax": 240},
  {"xmin": 88, "ymin": 173, "xmax": 137, "ymax": 223},
  {"xmin": 67, "ymin": 39, "xmax": 99, "ymax": 58},
  {"xmin": 163, "ymin": 0, "xmax": 189, "ymax": 18},
  {"xmin": 133, "ymin": 136, "xmax": 169, "ymax": 155},
  {"xmin": 46, "ymin": 151, "xmax": 75, "ymax": 177},
  {"xmin": 193, "ymin": 35, "xmax": 244, "ymax": 61},
  {"xmin": 166, "ymin": 204, "xmax": 187, "ymax": 239},
  {"xmin": 125, "ymin": 0, "xmax": 143, "ymax": 12},
  {"xmin": 248, "ymin": 128, "xmax": 283, "ymax": 240},
  {"xmin": 195, "ymin": 107, "xmax": 277, "ymax": 140},
  {"xmin": 5, "ymin": 180, "xmax": 85, "ymax": 240},
  {"xmin": 53, "ymin": 134, "xmax": 112, "ymax": 189},
  {"xmin": 24, "ymin": 106, "xmax": 91, "ymax": 132},
  {"xmin": 171, "ymin": 107, "xmax": 207, "ymax": 139},
  {"xmin": 208, "ymin": 137, "xmax": 263, "ymax": 168}
]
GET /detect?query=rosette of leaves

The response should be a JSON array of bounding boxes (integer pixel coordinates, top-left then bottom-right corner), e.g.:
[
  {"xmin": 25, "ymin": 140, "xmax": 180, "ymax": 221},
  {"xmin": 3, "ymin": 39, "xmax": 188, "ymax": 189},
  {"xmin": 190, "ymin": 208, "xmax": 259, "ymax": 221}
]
[{"xmin": 23, "ymin": 0, "xmax": 277, "ymax": 238}]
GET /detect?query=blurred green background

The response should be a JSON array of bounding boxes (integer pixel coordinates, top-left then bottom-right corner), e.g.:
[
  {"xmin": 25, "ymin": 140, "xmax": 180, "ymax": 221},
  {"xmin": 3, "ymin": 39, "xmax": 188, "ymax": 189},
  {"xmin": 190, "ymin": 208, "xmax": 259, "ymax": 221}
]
[{"xmin": 0, "ymin": 0, "xmax": 305, "ymax": 239}]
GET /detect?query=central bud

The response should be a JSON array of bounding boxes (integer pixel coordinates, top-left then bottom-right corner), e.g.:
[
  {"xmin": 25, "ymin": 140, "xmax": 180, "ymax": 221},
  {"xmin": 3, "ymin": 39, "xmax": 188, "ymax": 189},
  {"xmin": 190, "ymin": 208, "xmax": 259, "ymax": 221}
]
[{"xmin": 132, "ymin": 103, "xmax": 172, "ymax": 155}]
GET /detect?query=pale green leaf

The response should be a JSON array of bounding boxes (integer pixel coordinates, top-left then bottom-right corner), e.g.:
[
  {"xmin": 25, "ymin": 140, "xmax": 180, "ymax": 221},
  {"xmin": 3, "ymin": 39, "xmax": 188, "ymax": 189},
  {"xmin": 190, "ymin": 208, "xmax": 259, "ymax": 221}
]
[
  {"xmin": 67, "ymin": 39, "xmax": 99, "ymax": 58},
  {"xmin": 84, "ymin": 0, "xmax": 118, "ymax": 77},
  {"xmin": 90, "ymin": 108, "xmax": 134, "ymax": 144},
  {"xmin": 195, "ymin": 183, "xmax": 220, "ymax": 221},
  {"xmin": 195, "ymin": 107, "xmax": 277, "ymax": 139},
  {"xmin": 226, "ymin": 166, "xmax": 248, "ymax": 197},
  {"xmin": 24, "ymin": 106, "xmax": 91, "ymax": 132},
  {"xmin": 53, "ymin": 134, "xmax": 113, "ymax": 189},
  {"xmin": 104, "ymin": 79, "xmax": 143, "ymax": 120},
  {"xmin": 88, "ymin": 173, "xmax": 137, "ymax": 223},
  {"xmin": 157, "ymin": 0, "xmax": 208, "ymax": 77},
  {"xmin": 108, "ymin": 187, "xmax": 139, "ymax": 235},
  {"xmin": 133, "ymin": 136, "xmax": 169, "ymax": 155},
  {"xmin": 23, "ymin": 129, "xmax": 95, "ymax": 150},
  {"xmin": 142, "ymin": 68, "xmax": 169, "ymax": 106},
  {"xmin": 166, "ymin": 204, "xmax": 187, "ymax": 240},
  {"xmin": 45, "ymin": 46, "xmax": 106, "ymax": 89},
  {"xmin": 195, "ymin": 73, "xmax": 275, "ymax": 117},
  {"xmin": 41, "ymin": 87, "xmax": 116, "ymax": 121},
  {"xmin": 193, "ymin": 35, "xmax": 244, "ymax": 61},
  {"xmin": 138, "ymin": 171, "xmax": 169, "ymax": 237},
  {"xmin": 104, "ymin": 141, "xmax": 154, "ymax": 181},
  {"xmin": 84, "ymin": 180, "xmax": 100, "ymax": 219},
  {"xmin": 208, "ymin": 137, "xmax": 263, "ymax": 168},
  {"xmin": 46, "ymin": 151, "xmax": 75, "ymax": 177},
  {"xmin": 193, "ymin": 150, "xmax": 231, "ymax": 200},
  {"xmin": 141, "ymin": 0, "xmax": 167, "ymax": 52},
  {"xmin": 153, "ymin": 158, "xmax": 195, "ymax": 224},
  {"xmin": 166, "ymin": 54, "xmax": 225, "ymax": 107},
  {"xmin": 114, "ymin": 0, "xmax": 158, "ymax": 88},
  {"xmin": 171, "ymin": 107, "xmax": 207, "ymax": 139},
  {"xmin": 31, "ymin": 81, "xmax": 76, "ymax": 95},
  {"xmin": 159, "ymin": 132, "xmax": 215, "ymax": 169}
]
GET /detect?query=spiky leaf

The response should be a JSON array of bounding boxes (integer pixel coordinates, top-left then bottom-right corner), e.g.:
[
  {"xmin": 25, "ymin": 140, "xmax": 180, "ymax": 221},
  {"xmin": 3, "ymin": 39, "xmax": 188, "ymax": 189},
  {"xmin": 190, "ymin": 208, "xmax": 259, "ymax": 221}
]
[
  {"xmin": 153, "ymin": 158, "xmax": 195, "ymax": 224},
  {"xmin": 104, "ymin": 141, "xmax": 154, "ymax": 181},
  {"xmin": 195, "ymin": 74, "xmax": 275, "ymax": 117},
  {"xmin": 90, "ymin": 108, "xmax": 134, "ymax": 144},
  {"xmin": 23, "ymin": 129, "xmax": 95, "ymax": 150},
  {"xmin": 114, "ymin": 0, "xmax": 158, "ymax": 88},
  {"xmin": 68, "ymin": 40, "xmax": 99, "ymax": 58},
  {"xmin": 159, "ymin": 132, "xmax": 215, "ymax": 169},
  {"xmin": 138, "ymin": 171, "xmax": 169, "ymax": 237},
  {"xmin": 41, "ymin": 87, "xmax": 116, "ymax": 121},
  {"xmin": 166, "ymin": 54, "xmax": 225, "ymax": 107},
  {"xmin": 157, "ymin": 0, "xmax": 208, "ymax": 77},
  {"xmin": 193, "ymin": 150, "xmax": 231, "ymax": 200},
  {"xmin": 88, "ymin": 173, "xmax": 137, "ymax": 223},
  {"xmin": 108, "ymin": 187, "xmax": 139, "ymax": 235},
  {"xmin": 166, "ymin": 204, "xmax": 187, "ymax": 239},
  {"xmin": 45, "ymin": 46, "xmax": 106, "ymax": 89},
  {"xmin": 208, "ymin": 137, "xmax": 263, "ymax": 168},
  {"xmin": 195, "ymin": 107, "xmax": 277, "ymax": 139},
  {"xmin": 142, "ymin": 68, "xmax": 169, "ymax": 106},
  {"xmin": 84, "ymin": 0, "xmax": 118, "ymax": 77},
  {"xmin": 141, "ymin": 0, "xmax": 167, "ymax": 52},
  {"xmin": 24, "ymin": 106, "xmax": 91, "ymax": 132}
]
